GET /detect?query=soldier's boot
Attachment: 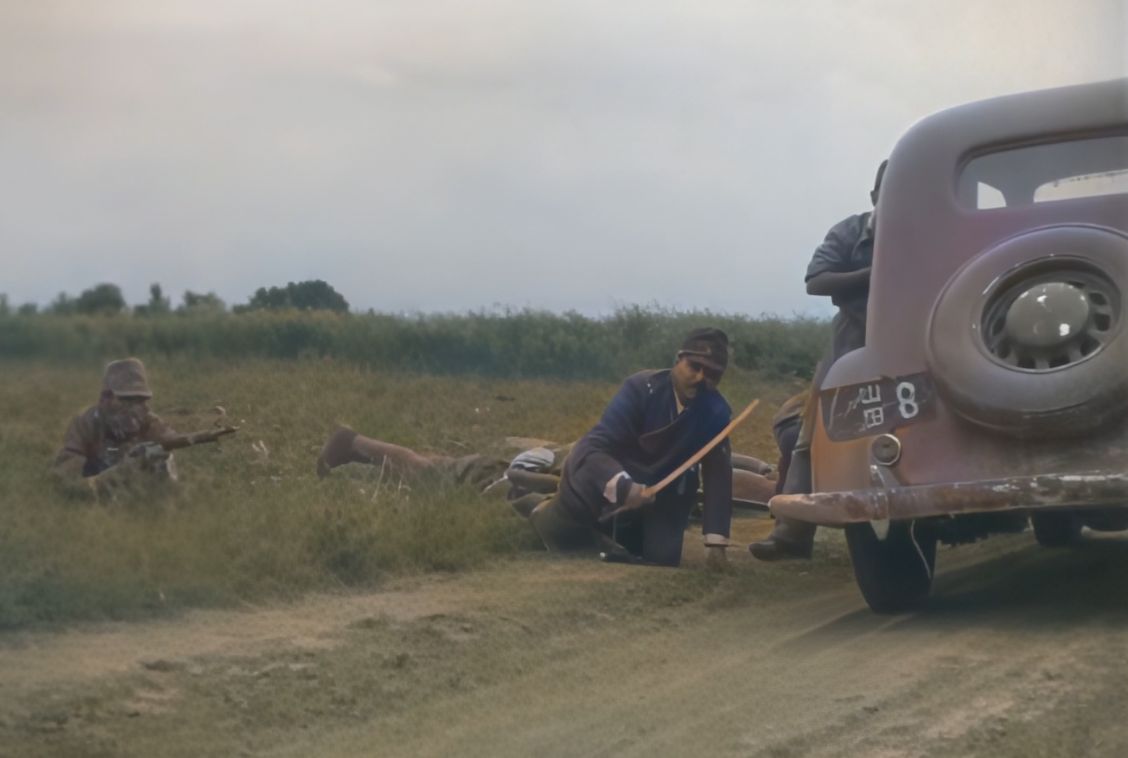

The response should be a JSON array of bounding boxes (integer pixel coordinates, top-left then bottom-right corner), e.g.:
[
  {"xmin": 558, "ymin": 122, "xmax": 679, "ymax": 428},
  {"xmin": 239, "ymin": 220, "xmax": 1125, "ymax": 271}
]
[
  {"xmin": 316, "ymin": 427, "xmax": 362, "ymax": 478},
  {"xmin": 749, "ymin": 443, "xmax": 815, "ymax": 561},
  {"xmin": 748, "ymin": 517, "xmax": 816, "ymax": 561}
]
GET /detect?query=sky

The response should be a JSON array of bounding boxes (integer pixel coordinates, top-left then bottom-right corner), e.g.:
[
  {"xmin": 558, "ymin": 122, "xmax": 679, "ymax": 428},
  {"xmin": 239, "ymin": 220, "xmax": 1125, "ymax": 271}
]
[{"xmin": 1, "ymin": 0, "xmax": 1125, "ymax": 316}]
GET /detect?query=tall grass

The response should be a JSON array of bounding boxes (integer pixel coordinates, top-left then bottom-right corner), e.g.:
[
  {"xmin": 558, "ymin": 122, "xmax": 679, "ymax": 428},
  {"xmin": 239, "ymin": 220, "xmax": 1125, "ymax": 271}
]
[
  {"xmin": 0, "ymin": 359, "xmax": 804, "ymax": 628},
  {"xmin": 0, "ymin": 307, "xmax": 828, "ymax": 380}
]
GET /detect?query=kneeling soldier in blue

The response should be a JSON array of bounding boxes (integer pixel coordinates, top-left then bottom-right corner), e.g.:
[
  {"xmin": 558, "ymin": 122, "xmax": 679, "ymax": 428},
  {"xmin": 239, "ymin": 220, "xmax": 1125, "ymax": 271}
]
[{"xmin": 529, "ymin": 328, "xmax": 734, "ymax": 567}]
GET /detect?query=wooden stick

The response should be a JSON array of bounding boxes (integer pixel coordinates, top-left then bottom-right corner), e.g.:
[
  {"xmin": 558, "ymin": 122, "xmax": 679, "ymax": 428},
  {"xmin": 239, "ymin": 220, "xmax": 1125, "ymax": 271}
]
[{"xmin": 641, "ymin": 398, "xmax": 760, "ymax": 499}]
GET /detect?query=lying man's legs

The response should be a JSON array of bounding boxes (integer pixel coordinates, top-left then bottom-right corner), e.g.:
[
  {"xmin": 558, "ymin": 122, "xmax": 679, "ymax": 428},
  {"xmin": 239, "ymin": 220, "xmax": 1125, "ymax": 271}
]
[
  {"xmin": 317, "ymin": 426, "xmax": 508, "ymax": 490},
  {"xmin": 317, "ymin": 427, "xmax": 435, "ymax": 478}
]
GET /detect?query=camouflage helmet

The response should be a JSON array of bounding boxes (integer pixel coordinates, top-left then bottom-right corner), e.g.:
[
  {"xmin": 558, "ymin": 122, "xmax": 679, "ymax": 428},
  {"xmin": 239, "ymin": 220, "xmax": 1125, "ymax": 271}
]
[{"xmin": 102, "ymin": 357, "xmax": 153, "ymax": 398}]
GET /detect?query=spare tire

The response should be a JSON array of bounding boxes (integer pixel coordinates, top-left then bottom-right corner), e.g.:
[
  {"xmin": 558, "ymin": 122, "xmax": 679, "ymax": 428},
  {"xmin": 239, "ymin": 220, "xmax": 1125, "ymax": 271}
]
[{"xmin": 926, "ymin": 225, "xmax": 1127, "ymax": 436}]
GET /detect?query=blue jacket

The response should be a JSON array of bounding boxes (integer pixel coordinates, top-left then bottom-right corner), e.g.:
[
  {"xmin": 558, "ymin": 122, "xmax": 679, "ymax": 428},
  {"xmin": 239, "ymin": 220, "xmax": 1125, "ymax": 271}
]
[{"xmin": 558, "ymin": 369, "xmax": 734, "ymax": 537}]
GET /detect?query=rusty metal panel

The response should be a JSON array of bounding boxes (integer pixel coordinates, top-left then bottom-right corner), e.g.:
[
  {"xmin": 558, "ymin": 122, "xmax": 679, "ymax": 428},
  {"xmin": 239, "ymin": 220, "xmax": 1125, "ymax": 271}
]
[{"xmin": 772, "ymin": 472, "xmax": 1128, "ymax": 526}]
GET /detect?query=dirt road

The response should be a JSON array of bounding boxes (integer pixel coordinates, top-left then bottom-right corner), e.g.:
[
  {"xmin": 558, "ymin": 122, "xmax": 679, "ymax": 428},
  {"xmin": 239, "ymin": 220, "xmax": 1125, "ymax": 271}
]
[{"xmin": 3, "ymin": 521, "xmax": 1127, "ymax": 757}]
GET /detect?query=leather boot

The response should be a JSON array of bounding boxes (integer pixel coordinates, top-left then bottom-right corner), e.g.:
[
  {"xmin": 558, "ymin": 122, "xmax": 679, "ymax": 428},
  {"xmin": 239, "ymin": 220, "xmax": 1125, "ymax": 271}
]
[
  {"xmin": 316, "ymin": 427, "xmax": 362, "ymax": 478},
  {"xmin": 750, "ymin": 439, "xmax": 816, "ymax": 561},
  {"xmin": 749, "ymin": 517, "xmax": 815, "ymax": 561}
]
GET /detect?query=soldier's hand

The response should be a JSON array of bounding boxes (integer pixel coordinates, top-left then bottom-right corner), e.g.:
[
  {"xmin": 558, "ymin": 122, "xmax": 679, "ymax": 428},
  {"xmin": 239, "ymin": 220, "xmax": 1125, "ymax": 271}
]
[
  {"xmin": 89, "ymin": 446, "xmax": 175, "ymax": 500},
  {"xmin": 622, "ymin": 482, "xmax": 656, "ymax": 512},
  {"xmin": 127, "ymin": 442, "xmax": 170, "ymax": 471},
  {"xmin": 88, "ymin": 457, "xmax": 142, "ymax": 499},
  {"xmin": 599, "ymin": 481, "xmax": 655, "ymax": 522}
]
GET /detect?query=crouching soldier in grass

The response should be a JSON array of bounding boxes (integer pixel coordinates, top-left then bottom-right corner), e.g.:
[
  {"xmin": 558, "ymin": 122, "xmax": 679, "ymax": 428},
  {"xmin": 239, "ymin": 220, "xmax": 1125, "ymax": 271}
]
[
  {"xmin": 528, "ymin": 328, "xmax": 736, "ymax": 567},
  {"xmin": 54, "ymin": 358, "xmax": 236, "ymax": 500}
]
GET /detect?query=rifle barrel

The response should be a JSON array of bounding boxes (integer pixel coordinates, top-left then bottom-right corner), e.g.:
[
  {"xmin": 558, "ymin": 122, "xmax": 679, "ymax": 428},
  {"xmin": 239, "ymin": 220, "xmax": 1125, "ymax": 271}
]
[{"xmin": 160, "ymin": 427, "xmax": 238, "ymax": 451}]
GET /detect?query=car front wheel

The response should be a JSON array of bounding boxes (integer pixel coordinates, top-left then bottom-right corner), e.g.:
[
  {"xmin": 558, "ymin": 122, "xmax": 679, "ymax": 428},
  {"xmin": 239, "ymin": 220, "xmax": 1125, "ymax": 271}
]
[{"xmin": 846, "ymin": 520, "xmax": 937, "ymax": 613}]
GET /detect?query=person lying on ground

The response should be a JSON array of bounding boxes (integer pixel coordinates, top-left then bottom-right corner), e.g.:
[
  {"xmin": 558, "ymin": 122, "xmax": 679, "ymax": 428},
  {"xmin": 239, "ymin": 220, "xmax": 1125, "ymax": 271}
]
[
  {"xmin": 316, "ymin": 425, "xmax": 776, "ymax": 512},
  {"xmin": 316, "ymin": 428, "xmax": 570, "ymax": 494}
]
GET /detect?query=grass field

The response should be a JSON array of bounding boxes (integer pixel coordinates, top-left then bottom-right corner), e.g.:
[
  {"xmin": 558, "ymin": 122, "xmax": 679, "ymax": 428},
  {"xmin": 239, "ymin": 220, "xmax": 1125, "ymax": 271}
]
[{"xmin": 0, "ymin": 359, "xmax": 803, "ymax": 629}]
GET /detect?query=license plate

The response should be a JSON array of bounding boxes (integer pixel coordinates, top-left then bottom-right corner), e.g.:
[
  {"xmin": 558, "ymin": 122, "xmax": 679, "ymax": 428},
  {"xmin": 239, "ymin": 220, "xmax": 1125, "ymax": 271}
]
[{"xmin": 821, "ymin": 372, "xmax": 936, "ymax": 442}]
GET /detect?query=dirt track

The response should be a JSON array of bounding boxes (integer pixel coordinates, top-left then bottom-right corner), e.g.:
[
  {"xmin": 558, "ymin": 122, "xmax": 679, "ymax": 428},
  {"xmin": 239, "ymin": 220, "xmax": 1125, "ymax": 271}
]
[{"xmin": 3, "ymin": 521, "xmax": 1128, "ymax": 757}]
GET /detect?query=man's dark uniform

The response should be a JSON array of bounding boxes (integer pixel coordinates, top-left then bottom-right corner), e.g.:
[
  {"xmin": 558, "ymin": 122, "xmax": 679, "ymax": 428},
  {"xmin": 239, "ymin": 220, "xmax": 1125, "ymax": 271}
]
[{"xmin": 532, "ymin": 368, "xmax": 733, "ymax": 566}]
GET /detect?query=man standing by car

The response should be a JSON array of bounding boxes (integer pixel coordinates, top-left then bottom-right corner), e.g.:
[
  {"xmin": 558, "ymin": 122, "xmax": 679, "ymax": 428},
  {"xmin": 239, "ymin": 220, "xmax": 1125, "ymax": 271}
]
[
  {"xmin": 750, "ymin": 160, "xmax": 887, "ymax": 561},
  {"xmin": 528, "ymin": 327, "xmax": 735, "ymax": 567}
]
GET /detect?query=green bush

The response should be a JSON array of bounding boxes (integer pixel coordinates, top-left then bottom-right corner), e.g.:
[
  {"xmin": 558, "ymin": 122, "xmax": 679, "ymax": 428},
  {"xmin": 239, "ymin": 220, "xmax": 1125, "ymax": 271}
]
[{"xmin": 0, "ymin": 307, "xmax": 828, "ymax": 380}]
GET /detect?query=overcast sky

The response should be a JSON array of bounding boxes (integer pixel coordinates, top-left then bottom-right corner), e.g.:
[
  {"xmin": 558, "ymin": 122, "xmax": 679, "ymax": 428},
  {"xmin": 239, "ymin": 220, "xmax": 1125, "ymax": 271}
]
[{"xmin": 2, "ymin": 0, "xmax": 1125, "ymax": 316}]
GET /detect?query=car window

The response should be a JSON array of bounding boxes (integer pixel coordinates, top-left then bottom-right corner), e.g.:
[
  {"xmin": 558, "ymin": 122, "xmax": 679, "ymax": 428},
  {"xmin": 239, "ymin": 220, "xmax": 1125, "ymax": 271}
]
[
  {"xmin": 1034, "ymin": 168, "xmax": 1128, "ymax": 203},
  {"xmin": 959, "ymin": 133, "xmax": 1128, "ymax": 209}
]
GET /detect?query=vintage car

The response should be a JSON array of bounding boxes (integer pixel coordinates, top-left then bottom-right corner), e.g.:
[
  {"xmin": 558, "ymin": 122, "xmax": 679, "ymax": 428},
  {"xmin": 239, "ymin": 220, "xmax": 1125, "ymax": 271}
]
[{"xmin": 771, "ymin": 77, "xmax": 1128, "ymax": 612}]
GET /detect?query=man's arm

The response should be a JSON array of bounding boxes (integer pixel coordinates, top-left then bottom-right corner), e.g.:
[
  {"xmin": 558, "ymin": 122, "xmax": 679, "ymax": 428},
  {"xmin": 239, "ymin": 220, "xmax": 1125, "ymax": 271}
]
[
  {"xmin": 583, "ymin": 376, "xmax": 649, "ymax": 507},
  {"xmin": 52, "ymin": 413, "xmax": 110, "ymax": 496},
  {"xmin": 805, "ymin": 215, "xmax": 870, "ymax": 299},
  {"xmin": 700, "ymin": 438, "xmax": 734, "ymax": 543},
  {"xmin": 53, "ymin": 413, "xmax": 95, "ymax": 481},
  {"xmin": 806, "ymin": 267, "xmax": 871, "ymax": 297},
  {"xmin": 53, "ymin": 448, "xmax": 89, "ymax": 481}
]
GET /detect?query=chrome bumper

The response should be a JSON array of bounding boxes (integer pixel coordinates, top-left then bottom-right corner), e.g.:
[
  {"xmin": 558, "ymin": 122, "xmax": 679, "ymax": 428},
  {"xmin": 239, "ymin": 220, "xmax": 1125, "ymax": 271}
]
[{"xmin": 770, "ymin": 471, "xmax": 1128, "ymax": 526}]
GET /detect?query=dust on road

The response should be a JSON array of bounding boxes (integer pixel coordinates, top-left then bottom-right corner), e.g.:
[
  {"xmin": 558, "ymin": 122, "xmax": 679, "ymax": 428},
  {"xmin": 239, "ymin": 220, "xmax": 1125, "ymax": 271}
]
[{"xmin": 3, "ymin": 522, "xmax": 1127, "ymax": 758}]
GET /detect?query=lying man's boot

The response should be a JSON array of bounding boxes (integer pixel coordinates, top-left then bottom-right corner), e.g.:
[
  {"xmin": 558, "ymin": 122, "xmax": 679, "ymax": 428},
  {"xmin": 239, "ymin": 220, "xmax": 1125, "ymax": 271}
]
[
  {"xmin": 748, "ymin": 517, "xmax": 815, "ymax": 561},
  {"xmin": 316, "ymin": 426, "xmax": 362, "ymax": 478}
]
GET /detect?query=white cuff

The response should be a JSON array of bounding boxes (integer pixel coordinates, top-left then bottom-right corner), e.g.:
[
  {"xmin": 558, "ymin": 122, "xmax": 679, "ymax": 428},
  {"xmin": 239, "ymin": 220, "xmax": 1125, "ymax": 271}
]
[
  {"xmin": 603, "ymin": 471, "xmax": 631, "ymax": 503},
  {"xmin": 704, "ymin": 533, "xmax": 729, "ymax": 547}
]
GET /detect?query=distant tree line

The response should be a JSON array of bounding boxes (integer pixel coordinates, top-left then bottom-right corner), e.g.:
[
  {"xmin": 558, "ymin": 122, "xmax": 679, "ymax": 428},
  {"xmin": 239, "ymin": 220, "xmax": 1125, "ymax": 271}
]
[{"xmin": 0, "ymin": 279, "xmax": 349, "ymax": 317}]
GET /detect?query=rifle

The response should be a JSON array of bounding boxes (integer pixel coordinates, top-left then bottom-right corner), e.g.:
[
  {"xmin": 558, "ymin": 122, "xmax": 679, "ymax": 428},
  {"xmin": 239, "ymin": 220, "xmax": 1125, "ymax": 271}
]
[
  {"xmin": 105, "ymin": 426, "xmax": 239, "ymax": 469},
  {"xmin": 157, "ymin": 426, "xmax": 239, "ymax": 451}
]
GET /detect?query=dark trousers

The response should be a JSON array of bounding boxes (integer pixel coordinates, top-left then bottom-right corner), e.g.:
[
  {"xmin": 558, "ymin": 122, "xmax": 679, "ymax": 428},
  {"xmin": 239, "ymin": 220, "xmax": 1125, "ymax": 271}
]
[
  {"xmin": 770, "ymin": 416, "xmax": 817, "ymax": 545},
  {"xmin": 773, "ymin": 418, "xmax": 801, "ymax": 497},
  {"xmin": 530, "ymin": 490, "xmax": 695, "ymax": 567}
]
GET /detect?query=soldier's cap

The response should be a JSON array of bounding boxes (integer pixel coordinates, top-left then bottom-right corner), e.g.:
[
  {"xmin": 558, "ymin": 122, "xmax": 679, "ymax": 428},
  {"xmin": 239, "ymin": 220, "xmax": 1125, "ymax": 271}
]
[
  {"xmin": 102, "ymin": 358, "xmax": 153, "ymax": 399},
  {"xmin": 509, "ymin": 447, "xmax": 555, "ymax": 474},
  {"xmin": 676, "ymin": 327, "xmax": 729, "ymax": 373}
]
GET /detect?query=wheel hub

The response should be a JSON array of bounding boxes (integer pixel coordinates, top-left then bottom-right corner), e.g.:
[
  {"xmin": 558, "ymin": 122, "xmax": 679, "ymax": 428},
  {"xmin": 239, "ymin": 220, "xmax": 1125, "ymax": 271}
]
[
  {"xmin": 982, "ymin": 266, "xmax": 1119, "ymax": 371},
  {"xmin": 1004, "ymin": 282, "xmax": 1090, "ymax": 349}
]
